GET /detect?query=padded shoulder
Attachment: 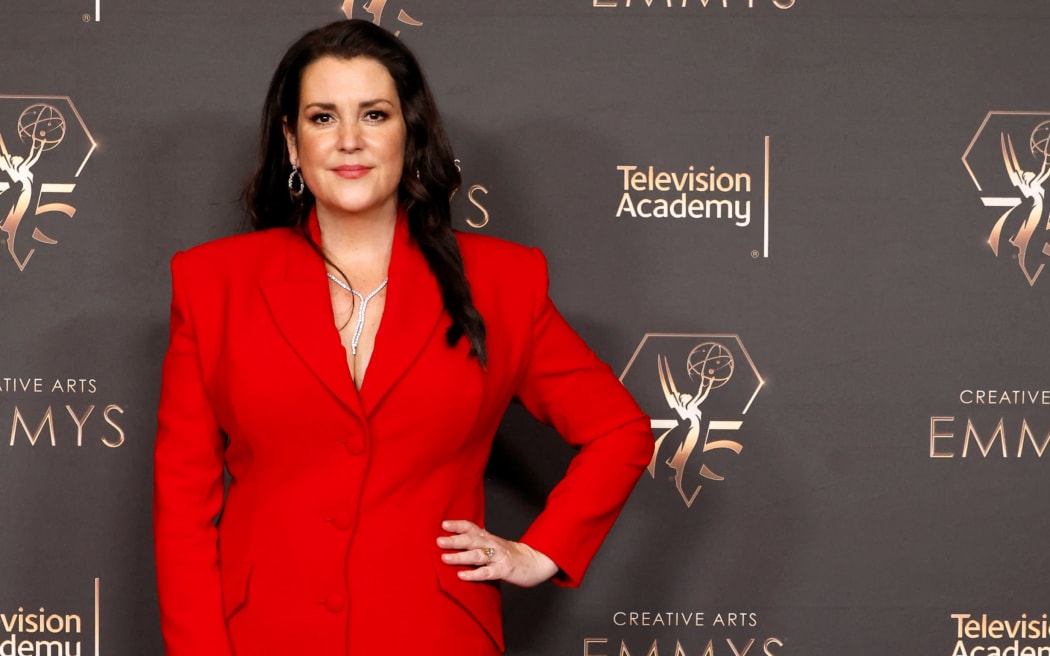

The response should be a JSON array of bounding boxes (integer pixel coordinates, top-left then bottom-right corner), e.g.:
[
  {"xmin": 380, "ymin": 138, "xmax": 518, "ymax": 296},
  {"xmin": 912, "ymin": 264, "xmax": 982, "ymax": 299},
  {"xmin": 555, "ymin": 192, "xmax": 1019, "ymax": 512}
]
[{"xmin": 176, "ymin": 227, "xmax": 300, "ymax": 273}]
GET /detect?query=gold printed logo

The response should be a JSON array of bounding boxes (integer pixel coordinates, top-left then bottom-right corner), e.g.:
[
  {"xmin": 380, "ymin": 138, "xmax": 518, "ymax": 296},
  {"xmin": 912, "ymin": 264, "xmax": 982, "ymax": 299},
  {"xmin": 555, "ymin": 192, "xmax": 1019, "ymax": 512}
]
[
  {"xmin": 614, "ymin": 135, "xmax": 773, "ymax": 260},
  {"xmin": 620, "ymin": 334, "xmax": 763, "ymax": 507},
  {"xmin": 962, "ymin": 111, "xmax": 1050, "ymax": 286},
  {"xmin": 0, "ymin": 578, "xmax": 101, "ymax": 656},
  {"xmin": 0, "ymin": 97, "xmax": 96, "ymax": 272},
  {"xmin": 341, "ymin": 0, "xmax": 423, "ymax": 35},
  {"xmin": 453, "ymin": 159, "xmax": 491, "ymax": 229}
]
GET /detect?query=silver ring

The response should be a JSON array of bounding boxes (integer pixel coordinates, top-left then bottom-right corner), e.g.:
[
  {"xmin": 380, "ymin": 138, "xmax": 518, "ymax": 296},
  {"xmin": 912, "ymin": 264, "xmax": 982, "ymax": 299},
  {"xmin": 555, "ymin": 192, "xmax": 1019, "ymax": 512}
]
[{"xmin": 483, "ymin": 547, "xmax": 496, "ymax": 560}]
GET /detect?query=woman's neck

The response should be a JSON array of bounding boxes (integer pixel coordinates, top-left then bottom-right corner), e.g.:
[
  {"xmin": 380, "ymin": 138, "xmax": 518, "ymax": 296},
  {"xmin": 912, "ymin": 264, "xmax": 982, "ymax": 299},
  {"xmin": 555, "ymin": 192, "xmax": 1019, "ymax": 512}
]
[{"xmin": 315, "ymin": 204, "xmax": 397, "ymax": 278}]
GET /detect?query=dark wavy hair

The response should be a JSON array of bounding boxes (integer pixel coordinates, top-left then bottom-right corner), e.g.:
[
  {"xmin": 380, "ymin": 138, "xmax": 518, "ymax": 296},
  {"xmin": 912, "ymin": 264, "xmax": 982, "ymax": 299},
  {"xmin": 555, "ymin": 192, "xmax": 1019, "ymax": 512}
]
[{"xmin": 244, "ymin": 19, "xmax": 486, "ymax": 364}]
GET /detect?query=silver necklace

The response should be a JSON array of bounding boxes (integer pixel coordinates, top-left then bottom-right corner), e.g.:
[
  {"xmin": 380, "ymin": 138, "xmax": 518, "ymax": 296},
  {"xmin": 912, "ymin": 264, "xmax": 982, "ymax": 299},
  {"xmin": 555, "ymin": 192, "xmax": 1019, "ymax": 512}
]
[{"xmin": 326, "ymin": 272, "xmax": 388, "ymax": 356}]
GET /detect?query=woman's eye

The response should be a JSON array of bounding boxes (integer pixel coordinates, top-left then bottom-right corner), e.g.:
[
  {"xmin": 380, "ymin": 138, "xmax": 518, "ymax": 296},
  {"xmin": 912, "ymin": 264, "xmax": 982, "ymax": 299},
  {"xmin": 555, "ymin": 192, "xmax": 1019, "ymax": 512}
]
[
  {"xmin": 309, "ymin": 113, "xmax": 334, "ymax": 124},
  {"xmin": 363, "ymin": 110, "xmax": 387, "ymax": 123}
]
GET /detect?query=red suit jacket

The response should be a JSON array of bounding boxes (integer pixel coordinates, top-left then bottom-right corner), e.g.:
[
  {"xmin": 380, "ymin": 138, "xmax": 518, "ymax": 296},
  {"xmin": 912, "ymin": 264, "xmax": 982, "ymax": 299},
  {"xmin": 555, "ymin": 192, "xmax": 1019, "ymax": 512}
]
[{"xmin": 153, "ymin": 215, "xmax": 653, "ymax": 655}]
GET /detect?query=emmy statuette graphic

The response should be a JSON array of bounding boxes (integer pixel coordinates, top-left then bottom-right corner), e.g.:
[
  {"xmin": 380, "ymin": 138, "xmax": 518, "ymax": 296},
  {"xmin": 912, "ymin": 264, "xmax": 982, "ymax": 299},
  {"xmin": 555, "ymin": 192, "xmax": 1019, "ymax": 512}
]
[
  {"xmin": 655, "ymin": 342, "xmax": 743, "ymax": 507},
  {"xmin": 994, "ymin": 121, "xmax": 1050, "ymax": 285},
  {"xmin": 0, "ymin": 103, "xmax": 69, "ymax": 271}
]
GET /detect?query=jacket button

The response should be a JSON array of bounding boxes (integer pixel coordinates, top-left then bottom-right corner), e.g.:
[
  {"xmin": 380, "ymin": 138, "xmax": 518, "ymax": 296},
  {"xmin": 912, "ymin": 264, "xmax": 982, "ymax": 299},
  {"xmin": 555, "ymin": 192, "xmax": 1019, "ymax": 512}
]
[
  {"xmin": 325, "ymin": 594, "xmax": 345, "ymax": 612},
  {"xmin": 332, "ymin": 511, "xmax": 351, "ymax": 530}
]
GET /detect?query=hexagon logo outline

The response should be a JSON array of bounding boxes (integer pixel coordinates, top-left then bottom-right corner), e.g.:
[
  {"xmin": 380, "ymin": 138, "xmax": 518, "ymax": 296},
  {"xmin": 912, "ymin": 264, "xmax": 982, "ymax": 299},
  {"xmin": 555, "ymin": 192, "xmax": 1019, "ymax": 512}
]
[
  {"xmin": 962, "ymin": 110, "xmax": 1050, "ymax": 286},
  {"xmin": 620, "ymin": 333, "xmax": 763, "ymax": 508}
]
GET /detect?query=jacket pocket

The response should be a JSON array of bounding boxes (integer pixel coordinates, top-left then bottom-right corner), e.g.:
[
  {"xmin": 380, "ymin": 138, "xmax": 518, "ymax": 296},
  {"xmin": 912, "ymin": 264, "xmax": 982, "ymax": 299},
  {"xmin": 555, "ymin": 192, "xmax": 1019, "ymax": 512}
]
[
  {"xmin": 220, "ymin": 561, "xmax": 253, "ymax": 620},
  {"xmin": 431, "ymin": 551, "xmax": 504, "ymax": 652}
]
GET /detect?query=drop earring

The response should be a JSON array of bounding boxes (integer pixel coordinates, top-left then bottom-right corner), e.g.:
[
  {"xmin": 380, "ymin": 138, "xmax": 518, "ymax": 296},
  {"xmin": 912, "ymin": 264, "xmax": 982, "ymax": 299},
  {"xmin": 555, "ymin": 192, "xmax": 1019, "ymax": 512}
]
[{"xmin": 288, "ymin": 161, "xmax": 305, "ymax": 197}]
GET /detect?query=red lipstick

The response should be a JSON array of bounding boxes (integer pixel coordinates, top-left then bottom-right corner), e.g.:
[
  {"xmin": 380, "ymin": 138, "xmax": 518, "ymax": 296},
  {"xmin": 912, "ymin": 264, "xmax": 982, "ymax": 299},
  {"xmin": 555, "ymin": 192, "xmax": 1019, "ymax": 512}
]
[{"xmin": 334, "ymin": 165, "xmax": 371, "ymax": 179}]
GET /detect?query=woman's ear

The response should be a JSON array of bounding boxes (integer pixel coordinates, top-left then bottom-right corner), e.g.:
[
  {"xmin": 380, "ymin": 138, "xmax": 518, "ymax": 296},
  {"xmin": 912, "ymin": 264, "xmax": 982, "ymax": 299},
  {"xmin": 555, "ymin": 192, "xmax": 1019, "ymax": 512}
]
[{"xmin": 282, "ymin": 119, "xmax": 298, "ymax": 164}]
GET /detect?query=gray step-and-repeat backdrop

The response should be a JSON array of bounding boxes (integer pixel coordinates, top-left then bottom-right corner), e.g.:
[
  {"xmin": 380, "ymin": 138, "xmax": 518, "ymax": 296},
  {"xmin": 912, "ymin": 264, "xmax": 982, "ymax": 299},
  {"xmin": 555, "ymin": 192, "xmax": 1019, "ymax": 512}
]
[{"xmin": 3, "ymin": 1, "xmax": 1049, "ymax": 654}]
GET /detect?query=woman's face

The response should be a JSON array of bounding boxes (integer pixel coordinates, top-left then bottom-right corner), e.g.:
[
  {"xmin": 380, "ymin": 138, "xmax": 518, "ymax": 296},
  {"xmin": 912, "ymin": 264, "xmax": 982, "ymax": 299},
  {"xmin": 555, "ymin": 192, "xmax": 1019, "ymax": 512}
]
[{"xmin": 285, "ymin": 55, "xmax": 407, "ymax": 222}]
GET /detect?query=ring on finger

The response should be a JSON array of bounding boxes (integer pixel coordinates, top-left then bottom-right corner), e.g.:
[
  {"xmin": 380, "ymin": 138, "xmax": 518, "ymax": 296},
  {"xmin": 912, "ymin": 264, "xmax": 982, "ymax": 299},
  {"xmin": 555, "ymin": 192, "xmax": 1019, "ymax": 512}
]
[{"xmin": 483, "ymin": 547, "xmax": 496, "ymax": 560}]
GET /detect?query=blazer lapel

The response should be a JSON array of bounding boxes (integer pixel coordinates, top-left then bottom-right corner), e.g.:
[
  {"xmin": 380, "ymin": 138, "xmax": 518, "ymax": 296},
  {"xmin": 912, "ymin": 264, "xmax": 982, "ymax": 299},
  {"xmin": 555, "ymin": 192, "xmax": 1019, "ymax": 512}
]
[
  {"xmin": 359, "ymin": 216, "xmax": 444, "ymax": 416},
  {"xmin": 260, "ymin": 219, "xmax": 365, "ymax": 420}
]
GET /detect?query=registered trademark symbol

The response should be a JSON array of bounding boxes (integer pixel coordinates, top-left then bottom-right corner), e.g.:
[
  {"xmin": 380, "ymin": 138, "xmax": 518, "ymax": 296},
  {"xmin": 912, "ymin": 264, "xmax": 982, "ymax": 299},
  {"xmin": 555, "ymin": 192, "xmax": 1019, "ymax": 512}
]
[
  {"xmin": 751, "ymin": 250, "xmax": 759, "ymax": 258},
  {"xmin": 82, "ymin": 13, "xmax": 91, "ymax": 22}
]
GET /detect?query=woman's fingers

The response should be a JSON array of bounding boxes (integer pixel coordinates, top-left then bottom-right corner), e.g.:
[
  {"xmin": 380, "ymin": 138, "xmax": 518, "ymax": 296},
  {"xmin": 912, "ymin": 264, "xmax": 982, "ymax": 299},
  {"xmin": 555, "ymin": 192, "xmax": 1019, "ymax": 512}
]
[
  {"xmin": 437, "ymin": 519, "xmax": 558, "ymax": 587},
  {"xmin": 439, "ymin": 546, "xmax": 497, "ymax": 566},
  {"xmin": 440, "ymin": 519, "xmax": 480, "ymax": 535},
  {"xmin": 436, "ymin": 519, "xmax": 488, "ymax": 550},
  {"xmin": 438, "ymin": 520, "xmax": 502, "ymax": 566},
  {"xmin": 457, "ymin": 563, "xmax": 498, "ymax": 582}
]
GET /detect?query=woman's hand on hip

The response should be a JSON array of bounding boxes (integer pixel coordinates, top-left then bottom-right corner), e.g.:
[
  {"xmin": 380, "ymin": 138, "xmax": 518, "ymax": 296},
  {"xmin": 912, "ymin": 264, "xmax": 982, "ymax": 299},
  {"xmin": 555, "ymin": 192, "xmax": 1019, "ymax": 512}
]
[{"xmin": 437, "ymin": 519, "xmax": 558, "ymax": 588}]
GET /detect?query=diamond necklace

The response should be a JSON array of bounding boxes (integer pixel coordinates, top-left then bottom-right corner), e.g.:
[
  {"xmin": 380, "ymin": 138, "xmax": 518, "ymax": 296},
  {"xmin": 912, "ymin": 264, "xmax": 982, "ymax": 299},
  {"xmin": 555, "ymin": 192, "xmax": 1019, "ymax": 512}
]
[{"xmin": 326, "ymin": 272, "xmax": 388, "ymax": 356}]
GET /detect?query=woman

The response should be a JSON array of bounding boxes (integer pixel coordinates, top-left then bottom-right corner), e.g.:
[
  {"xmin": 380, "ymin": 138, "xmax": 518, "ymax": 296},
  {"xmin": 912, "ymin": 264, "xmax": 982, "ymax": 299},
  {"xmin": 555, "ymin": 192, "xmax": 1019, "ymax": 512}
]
[{"xmin": 154, "ymin": 19, "xmax": 653, "ymax": 655}]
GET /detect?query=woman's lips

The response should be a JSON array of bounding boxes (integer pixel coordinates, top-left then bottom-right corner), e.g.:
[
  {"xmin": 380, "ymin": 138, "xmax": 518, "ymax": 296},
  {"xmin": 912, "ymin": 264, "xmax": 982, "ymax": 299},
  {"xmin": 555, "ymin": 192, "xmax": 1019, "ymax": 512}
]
[{"xmin": 333, "ymin": 165, "xmax": 371, "ymax": 179}]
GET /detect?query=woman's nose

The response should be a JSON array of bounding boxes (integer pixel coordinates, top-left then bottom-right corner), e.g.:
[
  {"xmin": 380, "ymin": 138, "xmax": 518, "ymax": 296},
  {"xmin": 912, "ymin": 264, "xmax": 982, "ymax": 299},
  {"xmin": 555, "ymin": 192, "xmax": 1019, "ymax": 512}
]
[{"xmin": 338, "ymin": 121, "xmax": 362, "ymax": 151}]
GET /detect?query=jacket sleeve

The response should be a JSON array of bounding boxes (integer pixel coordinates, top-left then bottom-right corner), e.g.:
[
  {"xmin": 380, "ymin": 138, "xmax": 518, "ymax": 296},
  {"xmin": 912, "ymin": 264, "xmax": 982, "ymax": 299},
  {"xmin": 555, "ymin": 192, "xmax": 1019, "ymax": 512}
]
[
  {"xmin": 153, "ymin": 251, "xmax": 233, "ymax": 655},
  {"xmin": 514, "ymin": 247, "xmax": 654, "ymax": 588}
]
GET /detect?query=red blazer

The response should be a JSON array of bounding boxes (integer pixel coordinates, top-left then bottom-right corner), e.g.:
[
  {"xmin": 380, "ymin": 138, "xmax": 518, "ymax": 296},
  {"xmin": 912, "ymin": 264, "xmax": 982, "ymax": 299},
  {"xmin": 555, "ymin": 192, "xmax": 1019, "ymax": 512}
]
[{"xmin": 153, "ymin": 214, "xmax": 653, "ymax": 655}]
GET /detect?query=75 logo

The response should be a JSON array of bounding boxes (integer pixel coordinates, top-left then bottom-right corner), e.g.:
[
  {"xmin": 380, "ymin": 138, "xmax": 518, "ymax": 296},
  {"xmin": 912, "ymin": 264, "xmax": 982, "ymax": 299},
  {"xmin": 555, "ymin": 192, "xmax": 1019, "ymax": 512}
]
[{"xmin": 0, "ymin": 97, "xmax": 95, "ymax": 271}]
